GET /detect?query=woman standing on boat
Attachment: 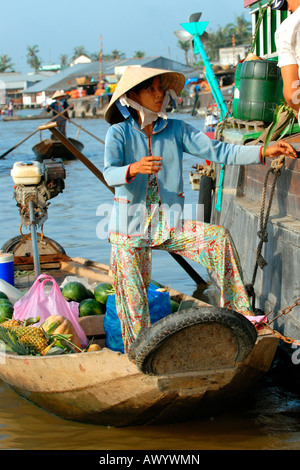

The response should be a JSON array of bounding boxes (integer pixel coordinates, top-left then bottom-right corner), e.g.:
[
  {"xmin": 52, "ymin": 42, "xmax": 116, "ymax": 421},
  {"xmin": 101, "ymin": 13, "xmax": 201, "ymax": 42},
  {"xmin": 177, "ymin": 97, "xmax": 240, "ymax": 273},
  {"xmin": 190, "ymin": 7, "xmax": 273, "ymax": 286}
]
[
  {"xmin": 274, "ymin": 0, "xmax": 300, "ymax": 112},
  {"xmin": 45, "ymin": 90, "xmax": 73, "ymax": 136},
  {"xmin": 103, "ymin": 66, "xmax": 297, "ymax": 354}
]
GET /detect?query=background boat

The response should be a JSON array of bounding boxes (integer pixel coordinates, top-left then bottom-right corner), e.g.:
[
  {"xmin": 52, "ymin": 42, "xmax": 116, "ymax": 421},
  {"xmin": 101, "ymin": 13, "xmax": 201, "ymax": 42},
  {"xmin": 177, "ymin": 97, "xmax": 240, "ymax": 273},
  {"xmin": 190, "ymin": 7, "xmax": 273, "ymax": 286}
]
[{"xmin": 32, "ymin": 137, "xmax": 84, "ymax": 161}]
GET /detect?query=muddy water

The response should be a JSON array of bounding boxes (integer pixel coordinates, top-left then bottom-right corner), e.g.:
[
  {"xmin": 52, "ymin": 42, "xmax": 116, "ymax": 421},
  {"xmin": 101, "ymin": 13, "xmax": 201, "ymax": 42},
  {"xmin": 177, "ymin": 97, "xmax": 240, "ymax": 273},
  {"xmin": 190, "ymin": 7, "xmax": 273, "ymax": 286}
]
[{"xmin": 0, "ymin": 112, "xmax": 300, "ymax": 450}]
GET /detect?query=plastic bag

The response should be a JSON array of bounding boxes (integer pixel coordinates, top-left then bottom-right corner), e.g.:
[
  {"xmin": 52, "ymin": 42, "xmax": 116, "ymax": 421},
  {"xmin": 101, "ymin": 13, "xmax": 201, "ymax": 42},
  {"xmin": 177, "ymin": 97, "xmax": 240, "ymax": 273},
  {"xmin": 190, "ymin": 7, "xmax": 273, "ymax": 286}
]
[
  {"xmin": 13, "ymin": 274, "xmax": 88, "ymax": 347},
  {"xmin": 104, "ymin": 283, "xmax": 172, "ymax": 353}
]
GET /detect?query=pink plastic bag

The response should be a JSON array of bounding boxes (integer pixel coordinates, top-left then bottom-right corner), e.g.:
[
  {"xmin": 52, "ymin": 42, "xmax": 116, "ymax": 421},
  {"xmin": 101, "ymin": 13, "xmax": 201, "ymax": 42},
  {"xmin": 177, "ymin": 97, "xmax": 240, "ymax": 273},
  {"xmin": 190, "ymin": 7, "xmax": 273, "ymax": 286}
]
[{"xmin": 13, "ymin": 274, "xmax": 88, "ymax": 347}]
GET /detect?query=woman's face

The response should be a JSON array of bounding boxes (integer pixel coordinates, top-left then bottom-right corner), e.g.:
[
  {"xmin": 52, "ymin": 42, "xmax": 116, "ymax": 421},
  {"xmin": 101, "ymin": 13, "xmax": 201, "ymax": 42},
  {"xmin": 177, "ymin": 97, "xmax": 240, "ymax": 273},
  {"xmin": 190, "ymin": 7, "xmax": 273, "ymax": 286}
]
[{"xmin": 129, "ymin": 76, "xmax": 164, "ymax": 112}]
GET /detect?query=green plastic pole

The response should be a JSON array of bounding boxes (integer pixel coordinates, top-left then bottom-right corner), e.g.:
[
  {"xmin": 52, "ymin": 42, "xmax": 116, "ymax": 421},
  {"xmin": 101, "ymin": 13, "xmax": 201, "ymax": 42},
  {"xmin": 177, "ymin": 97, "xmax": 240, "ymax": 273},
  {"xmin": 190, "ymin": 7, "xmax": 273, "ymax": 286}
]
[
  {"xmin": 181, "ymin": 21, "xmax": 230, "ymax": 212},
  {"xmin": 181, "ymin": 22, "xmax": 228, "ymax": 120}
]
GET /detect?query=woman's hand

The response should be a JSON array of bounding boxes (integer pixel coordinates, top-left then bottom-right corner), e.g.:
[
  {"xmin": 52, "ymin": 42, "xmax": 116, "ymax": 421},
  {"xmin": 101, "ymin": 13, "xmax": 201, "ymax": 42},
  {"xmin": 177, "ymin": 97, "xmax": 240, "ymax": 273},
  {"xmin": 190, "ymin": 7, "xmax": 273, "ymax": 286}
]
[
  {"xmin": 128, "ymin": 156, "xmax": 163, "ymax": 177},
  {"xmin": 264, "ymin": 140, "xmax": 298, "ymax": 159}
]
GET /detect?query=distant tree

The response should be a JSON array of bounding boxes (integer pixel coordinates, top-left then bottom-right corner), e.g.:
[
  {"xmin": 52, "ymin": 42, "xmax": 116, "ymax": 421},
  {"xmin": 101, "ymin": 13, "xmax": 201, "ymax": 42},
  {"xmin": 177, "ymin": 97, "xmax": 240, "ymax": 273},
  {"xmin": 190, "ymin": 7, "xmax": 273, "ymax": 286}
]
[
  {"xmin": 177, "ymin": 40, "xmax": 191, "ymax": 65},
  {"xmin": 72, "ymin": 46, "xmax": 89, "ymax": 61},
  {"xmin": 111, "ymin": 49, "xmax": 125, "ymax": 59},
  {"xmin": 26, "ymin": 45, "xmax": 42, "ymax": 73},
  {"xmin": 59, "ymin": 54, "xmax": 69, "ymax": 70},
  {"xmin": 0, "ymin": 54, "xmax": 15, "ymax": 72},
  {"xmin": 134, "ymin": 50, "xmax": 146, "ymax": 59},
  {"xmin": 225, "ymin": 14, "xmax": 252, "ymax": 45},
  {"xmin": 201, "ymin": 14, "xmax": 252, "ymax": 62},
  {"xmin": 90, "ymin": 51, "xmax": 100, "ymax": 61}
]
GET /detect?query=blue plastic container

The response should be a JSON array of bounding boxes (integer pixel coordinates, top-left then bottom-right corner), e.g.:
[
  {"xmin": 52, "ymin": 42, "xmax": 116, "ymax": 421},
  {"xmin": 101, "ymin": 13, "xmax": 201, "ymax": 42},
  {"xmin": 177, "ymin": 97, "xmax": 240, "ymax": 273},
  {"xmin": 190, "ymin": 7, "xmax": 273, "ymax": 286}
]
[{"xmin": 0, "ymin": 253, "xmax": 14, "ymax": 286}]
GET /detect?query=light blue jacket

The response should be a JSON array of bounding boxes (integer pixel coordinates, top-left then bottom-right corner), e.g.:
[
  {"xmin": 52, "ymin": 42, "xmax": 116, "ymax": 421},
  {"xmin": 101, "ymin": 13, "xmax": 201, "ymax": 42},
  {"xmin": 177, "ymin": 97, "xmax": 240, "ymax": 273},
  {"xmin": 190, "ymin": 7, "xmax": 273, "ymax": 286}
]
[{"xmin": 104, "ymin": 116, "xmax": 261, "ymax": 237}]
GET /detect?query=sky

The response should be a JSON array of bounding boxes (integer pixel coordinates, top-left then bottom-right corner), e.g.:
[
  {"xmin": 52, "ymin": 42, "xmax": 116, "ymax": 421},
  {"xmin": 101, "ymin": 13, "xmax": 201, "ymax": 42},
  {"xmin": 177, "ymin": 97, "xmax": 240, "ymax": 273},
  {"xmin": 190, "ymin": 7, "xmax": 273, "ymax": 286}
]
[{"xmin": 1, "ymin": 0, "xmax": 248, "ymax": 74}]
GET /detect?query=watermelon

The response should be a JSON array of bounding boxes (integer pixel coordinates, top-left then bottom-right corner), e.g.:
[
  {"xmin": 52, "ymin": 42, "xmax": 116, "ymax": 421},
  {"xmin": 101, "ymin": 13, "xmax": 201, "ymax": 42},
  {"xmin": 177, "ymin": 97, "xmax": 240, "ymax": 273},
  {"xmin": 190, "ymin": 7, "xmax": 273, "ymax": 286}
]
[
  {"xmin": 0, "ymin": 301, "xmax": 14, "ymax": 323},
  {"xmin": 150, "ymin": 280, "xmax": 164, "ymax": 288},
  {"xmin": 170, "ymin": 300, "xmax": 180, "ymax": 313},
  {"xmin": 62, "ymin": 281, "xmax": 89, "ymax": 302},
  {"xmin": 94, "ymin": 283, "xmax": 114, "ymax": 305},
  {"xmin": 0, "ymin": 291, "xmax": 8, "ymax": 301},
  {"xmin": 85, "ymin": 288, "xmax": 94, "ymax": 299},
  {"xmin": 79, "ymin": 298, "xmax": 105, "ymax": 317},
  {"xmin": 0, "ymin": 298, "xmax": 12, "ymax": 305}
]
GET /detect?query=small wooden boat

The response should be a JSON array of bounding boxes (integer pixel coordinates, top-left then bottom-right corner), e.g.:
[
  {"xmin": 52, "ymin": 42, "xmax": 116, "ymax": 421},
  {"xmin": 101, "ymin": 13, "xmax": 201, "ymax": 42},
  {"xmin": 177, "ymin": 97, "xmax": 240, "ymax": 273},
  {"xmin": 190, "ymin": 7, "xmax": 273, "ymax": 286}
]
[
  {"xmin": 32, "ymin": 137, "xmax": 84, "ymax": 161},
  {"xmin": 2, "ymin": 111, "xmax": 49, "ymax": 122},
  {"xmin": 0, "ymin": 236, "xmax": 279, "ymax": 427}
]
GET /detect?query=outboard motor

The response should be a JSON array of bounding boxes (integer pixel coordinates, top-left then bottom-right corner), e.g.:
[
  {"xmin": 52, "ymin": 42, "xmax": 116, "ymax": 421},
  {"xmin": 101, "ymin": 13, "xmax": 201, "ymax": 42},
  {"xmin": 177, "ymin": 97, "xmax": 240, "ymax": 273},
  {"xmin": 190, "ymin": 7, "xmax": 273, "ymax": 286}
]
[{"xmin": 11, "ymin": 159, "xmax": 66, "ymax": 276}]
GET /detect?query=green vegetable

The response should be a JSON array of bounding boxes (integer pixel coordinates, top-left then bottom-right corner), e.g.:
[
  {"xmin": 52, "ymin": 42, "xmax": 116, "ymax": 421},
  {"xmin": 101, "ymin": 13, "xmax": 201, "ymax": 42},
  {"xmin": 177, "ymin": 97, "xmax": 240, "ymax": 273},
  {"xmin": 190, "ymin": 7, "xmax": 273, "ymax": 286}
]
[
  {"xmin": 79, "ymin": 298, "xmax": 105, "ymax": 317},
  {"xmin": 0, "ymin": 292, "xmax": 9, "ymax": 301},
  {"xmin": 170, "ymin": 300, "xmax": 180, "ymax": 313},
  {"xmin": 62, "ymin": 281, "xmax": 89, "ymax": 302},
  {"xmin": 0, "ymin": 302, "xmax": 14, "ymax": 323},
  {"xmin": 94, "ymin": 283, "xmax": 115, "ymax": 305}
]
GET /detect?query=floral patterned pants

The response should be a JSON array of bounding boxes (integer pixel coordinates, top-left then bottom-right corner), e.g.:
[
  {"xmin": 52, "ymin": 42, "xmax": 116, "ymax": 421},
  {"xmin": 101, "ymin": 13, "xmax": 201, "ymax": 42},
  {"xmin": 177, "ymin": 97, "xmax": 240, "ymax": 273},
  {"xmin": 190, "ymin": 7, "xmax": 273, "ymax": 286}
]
[{"xmin": 111, "ymin": 220, "xmax": 251, "ymax": 353}]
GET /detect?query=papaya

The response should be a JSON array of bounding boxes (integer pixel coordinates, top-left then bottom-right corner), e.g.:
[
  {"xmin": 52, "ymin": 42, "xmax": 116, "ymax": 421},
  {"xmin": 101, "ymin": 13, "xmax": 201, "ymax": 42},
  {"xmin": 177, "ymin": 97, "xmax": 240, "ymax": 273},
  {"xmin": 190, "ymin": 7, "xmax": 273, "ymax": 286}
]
[
  {"xmin": 87, "ymin": 343, "xmax": 101, "ymax": 352},
  {"xmin": 42, "ymin": 315, "xmax": 81, "ymax": 349}
]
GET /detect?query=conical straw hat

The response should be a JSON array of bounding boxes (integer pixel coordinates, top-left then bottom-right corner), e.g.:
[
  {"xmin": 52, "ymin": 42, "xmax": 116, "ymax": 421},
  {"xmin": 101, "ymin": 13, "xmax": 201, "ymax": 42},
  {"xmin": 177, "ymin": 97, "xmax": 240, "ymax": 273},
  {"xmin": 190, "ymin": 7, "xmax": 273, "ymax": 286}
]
[
  {"xmin": 104, "ymin": 66, "xmax": 185, "ymax": 124},
  {"xmin": 52, "ymin": 90, "xmax": 67, "ymax": 100}
]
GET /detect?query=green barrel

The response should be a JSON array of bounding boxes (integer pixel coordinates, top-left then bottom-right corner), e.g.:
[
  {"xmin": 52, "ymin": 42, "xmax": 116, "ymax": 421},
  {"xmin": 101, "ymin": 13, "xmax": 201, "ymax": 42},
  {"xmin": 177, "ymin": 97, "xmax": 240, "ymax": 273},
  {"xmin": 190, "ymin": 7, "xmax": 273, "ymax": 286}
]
[
  {"xmin": 232, "ymin": 62, "xmax": 242, "ymax": 119},
  {"xmin": 237, "ymin": 60, "xmax": 283, "ymax": 122}
]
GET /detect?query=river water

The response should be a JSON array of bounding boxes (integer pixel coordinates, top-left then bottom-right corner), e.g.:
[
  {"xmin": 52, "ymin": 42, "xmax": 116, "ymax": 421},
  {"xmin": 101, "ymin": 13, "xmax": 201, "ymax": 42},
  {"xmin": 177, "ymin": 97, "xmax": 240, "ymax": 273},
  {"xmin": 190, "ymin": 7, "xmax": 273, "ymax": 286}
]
[{"xmin": 0, "ymin": 111, "xmax": 300, "ymax": 451}]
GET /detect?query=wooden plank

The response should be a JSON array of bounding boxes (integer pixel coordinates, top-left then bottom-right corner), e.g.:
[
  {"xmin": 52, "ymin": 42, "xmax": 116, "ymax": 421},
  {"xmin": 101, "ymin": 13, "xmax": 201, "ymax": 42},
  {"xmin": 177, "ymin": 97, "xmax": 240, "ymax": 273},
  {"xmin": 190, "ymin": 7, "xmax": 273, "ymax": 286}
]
[
  {"xmin": 78, "ymin": 315, "xmax": 105, "ymax": 336},
  {"xmin": 14, "ymin": 253, "xmax": 70, "ymax": 266},
  {"xmin": 60, "ymin": 260, "xmax": 114, "ymax": 283}
]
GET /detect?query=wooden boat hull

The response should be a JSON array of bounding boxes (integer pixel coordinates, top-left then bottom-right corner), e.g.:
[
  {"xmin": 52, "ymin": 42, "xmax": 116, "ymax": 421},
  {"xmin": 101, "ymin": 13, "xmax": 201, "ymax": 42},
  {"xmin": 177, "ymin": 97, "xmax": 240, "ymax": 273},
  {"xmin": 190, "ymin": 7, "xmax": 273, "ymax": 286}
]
[
  {"xmin": 0, "ymin": 330, "xmax": 278, "ymax": 427},
  {"xmin": 0, "ymin": 255, "xmax": 279, "ymax": 426},
  {"xmin": 32, "ymin": 138, "xmax": 84, "ymax": 161}
]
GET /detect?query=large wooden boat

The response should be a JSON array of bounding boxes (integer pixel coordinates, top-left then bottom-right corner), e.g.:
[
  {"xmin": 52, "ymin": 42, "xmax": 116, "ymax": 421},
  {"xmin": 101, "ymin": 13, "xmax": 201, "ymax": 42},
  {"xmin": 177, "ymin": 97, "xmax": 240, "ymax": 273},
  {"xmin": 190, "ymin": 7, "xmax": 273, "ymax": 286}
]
[
  {"xmin": 201, "ymin": 1, "xmax": 300, "ymax": 351},
  {"xmin": 32, "ymin": 137, "xmax": 84, "ymax": 161},
  {"xmin": 0, "ymin": 238, "xmax": 278, "ymax": 427}
]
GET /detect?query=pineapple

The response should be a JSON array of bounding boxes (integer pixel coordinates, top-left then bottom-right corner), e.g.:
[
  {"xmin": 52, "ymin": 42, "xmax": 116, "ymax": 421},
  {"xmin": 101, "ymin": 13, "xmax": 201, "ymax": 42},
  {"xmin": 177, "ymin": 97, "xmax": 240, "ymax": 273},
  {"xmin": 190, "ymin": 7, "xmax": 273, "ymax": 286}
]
[
  {"xmin": 1, "ymin": 319, "xmax": 22, "ymax": 329},
  {"xmin": 0, "ymin": 316, "xmax": 80, "ymax": 356},
  {"xmin": 0, "ymin": 320, "xmax": 49, "ymax": 355},
  {"xmin": 19, "ymin": 327, "xmax": 48, "ymax": 354}
]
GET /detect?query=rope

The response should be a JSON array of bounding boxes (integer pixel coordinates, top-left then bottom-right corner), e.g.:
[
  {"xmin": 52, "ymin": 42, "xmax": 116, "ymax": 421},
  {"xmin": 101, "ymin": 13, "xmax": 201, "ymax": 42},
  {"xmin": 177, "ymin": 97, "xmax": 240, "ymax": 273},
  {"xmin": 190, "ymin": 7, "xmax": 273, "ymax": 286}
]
[
  {"xmin": 255, "ymin": 298, "xmax": 300, "ymax": 346},
  {"xmin": 246, "ymin": 155, "xmax": 285, "ymax": 311}
]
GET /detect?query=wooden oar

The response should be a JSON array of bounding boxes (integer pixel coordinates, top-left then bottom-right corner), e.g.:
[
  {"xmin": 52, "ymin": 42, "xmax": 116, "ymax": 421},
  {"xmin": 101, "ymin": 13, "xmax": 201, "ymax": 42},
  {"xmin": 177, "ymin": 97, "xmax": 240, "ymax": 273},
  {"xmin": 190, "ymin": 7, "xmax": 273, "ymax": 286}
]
[
  {"xmin": 40, "ymin": 122, "xmax": 207, "ymax": 285},
  {"xmin": 39, "ymin": 122, "xmax": 112, "ymax": 192},
  {"xmin": 50, "ymin": 106, "xmax": 105, "ymax": 145},
  {"xmin": 0, "ymin": 128, "xmax": 40, "ymax": 159},
  {"xmin": 0, "ymin": 105, "xmax": 73, "ymax": 159}
]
